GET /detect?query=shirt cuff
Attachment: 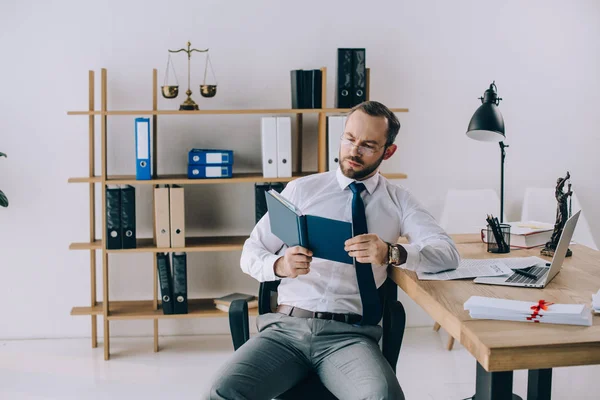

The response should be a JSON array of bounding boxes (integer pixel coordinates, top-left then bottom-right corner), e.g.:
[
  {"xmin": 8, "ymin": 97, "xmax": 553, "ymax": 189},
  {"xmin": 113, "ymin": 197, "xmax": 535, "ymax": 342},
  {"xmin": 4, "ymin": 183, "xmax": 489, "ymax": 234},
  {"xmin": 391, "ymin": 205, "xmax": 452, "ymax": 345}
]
[
  {"xmin": 264, "ymin": 254, "xmax": 284, "ymax": 281},
  {"xmin": 399, "ymin": 243, "xmax": 420, "ymax": 271}
]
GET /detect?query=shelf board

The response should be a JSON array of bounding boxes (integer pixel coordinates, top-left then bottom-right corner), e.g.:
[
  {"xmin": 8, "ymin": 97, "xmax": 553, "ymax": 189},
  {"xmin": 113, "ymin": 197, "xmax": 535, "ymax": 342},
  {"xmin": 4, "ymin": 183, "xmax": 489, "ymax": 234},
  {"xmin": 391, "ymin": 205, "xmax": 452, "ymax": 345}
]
[
  {"xmin": 68, "ymin": 172, "xmax": 407, "ymax": 185},
  {"xmin": 69, "ymin": 235, "xmax": 248, "ymax": 253},
  {"xmin": 67, "ymin": 108, "xmax": 409, "ymax": 116},
  {"xmin": 68, "ymin": 176, "xmax": 102, "ymax": 184},
  {"xmin": 70, "ymin": 299, "xmax": 259, "ymax": 320},
  {"xmin": 69, "ymin": 240, "xmax": 102, "ymax": 251}
]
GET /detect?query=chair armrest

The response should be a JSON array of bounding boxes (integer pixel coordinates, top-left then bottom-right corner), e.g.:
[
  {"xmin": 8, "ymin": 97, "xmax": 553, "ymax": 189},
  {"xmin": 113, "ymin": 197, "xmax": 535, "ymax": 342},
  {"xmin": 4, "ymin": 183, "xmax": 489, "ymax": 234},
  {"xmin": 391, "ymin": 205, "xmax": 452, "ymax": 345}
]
[
  {"xmin": 229, "ymin": 299, "xmax": 250, "ymax": 350},
  {"xmin": 382, "ymin": 300, "xmax": 406, "ymax": 373}
]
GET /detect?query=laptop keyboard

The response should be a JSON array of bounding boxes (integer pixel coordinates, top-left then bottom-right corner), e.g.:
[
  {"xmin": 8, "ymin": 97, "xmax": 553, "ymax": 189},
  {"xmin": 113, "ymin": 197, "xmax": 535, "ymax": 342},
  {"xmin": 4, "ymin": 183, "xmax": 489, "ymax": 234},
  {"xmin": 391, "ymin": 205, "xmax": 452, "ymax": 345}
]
[{"xmin": 506, "ymin": 266, "xmax": 548, "ymax": 284}]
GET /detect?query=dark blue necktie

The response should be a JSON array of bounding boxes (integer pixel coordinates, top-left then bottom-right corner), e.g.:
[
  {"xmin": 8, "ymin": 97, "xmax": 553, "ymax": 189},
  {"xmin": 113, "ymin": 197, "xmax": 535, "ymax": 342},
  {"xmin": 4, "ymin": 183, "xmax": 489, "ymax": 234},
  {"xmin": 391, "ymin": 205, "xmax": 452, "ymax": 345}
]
[{"xmin": 349, "ymin": 182, "xmax": 382, "ymax": 325}]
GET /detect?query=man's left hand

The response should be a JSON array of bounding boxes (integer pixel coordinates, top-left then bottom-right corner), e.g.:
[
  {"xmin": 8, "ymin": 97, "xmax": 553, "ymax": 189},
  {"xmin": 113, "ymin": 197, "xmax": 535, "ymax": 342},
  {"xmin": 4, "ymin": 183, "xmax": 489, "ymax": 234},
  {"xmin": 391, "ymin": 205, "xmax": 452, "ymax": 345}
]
[{"xmin": 344, "ymin": 234, "xmax": 388, "ymax": 265}]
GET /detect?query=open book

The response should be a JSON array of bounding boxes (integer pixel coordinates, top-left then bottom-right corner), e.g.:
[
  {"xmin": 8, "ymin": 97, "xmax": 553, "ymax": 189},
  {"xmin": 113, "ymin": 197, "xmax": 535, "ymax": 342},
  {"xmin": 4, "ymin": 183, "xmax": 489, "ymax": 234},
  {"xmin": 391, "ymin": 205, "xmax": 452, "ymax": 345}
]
[
  {"xmin": 265, "ymin": 190, "xmax": 353, "ymax": 264},
  {"xmin": 464, "ymin": 296, "xmax": 592, "ymax": 326}
]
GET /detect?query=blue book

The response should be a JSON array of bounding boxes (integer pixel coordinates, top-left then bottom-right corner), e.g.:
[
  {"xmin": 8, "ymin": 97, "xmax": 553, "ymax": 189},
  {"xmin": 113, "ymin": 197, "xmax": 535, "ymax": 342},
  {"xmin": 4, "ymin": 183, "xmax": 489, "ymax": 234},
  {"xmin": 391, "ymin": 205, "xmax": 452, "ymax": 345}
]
[
  {"xmin": 188, "ymin": 149, "xmax": 233, "ymax": 165},
  {"xmin": 265, "ymin": 189, "xmax": 353, "ymax": 264}
]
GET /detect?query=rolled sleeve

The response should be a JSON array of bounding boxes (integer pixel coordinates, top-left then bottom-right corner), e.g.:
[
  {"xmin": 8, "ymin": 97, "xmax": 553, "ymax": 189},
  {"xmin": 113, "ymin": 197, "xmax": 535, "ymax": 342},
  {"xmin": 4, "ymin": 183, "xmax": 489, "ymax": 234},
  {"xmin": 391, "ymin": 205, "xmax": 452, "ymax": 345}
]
[{"xmin": 396, "ymin": 190, "xmax": 461, "ymax": 273}]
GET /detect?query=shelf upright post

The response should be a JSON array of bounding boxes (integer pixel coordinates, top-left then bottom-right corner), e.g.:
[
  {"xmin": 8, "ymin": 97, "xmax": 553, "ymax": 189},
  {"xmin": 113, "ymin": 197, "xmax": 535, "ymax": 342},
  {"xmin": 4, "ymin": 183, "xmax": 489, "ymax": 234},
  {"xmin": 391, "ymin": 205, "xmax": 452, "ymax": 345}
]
[
  {"xmin": 88, "ymin": 70, "xmax": 98, "ymax": 348},
  {"xmin": 317, "ymin": 67, "xmax": 328, "ymax": 172},
  {"xmin": 295, "ymin": 113, "xmax": 303, "ymax": 174},
  {"xmin": 152, "ymin": 68, "xmax": 160, "ymax": 353},
  {"xmin": 366, "ymin": 68, "xmax": 370, "ymax": 101},
  {"xmin": 100, "ymin": 68, "xmax": 110, "ymax": 360}
]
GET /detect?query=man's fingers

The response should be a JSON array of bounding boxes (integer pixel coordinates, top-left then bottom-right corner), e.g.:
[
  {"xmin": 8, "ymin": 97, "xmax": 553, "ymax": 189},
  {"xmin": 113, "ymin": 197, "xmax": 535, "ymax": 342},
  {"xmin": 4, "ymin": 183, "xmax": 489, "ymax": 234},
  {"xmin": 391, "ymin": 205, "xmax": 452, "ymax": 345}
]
[
  {"xmin": 292, "ymin": 261, "xmax": 310, "ymax": 269},
  {"xmin": 344, "ymin": 234, "xmax": 375, "ymax": 246},
  {"xmin": 291, "ymin": 254, "xmax": 312, "ymax": 263},
  {"xmin": 345, "ymin": 243, "xmax": 371, "ymax": 252},
  {"xmin": 291, "ymin": 246, "xmax": 313, "ymax": 257},
  {"xmin": 295, "ymin": 266, "xmax": 310, "ymax": 275},
  {"xmin": 349, "ymin": 250, "xmax": 370, "ymax": 258}
]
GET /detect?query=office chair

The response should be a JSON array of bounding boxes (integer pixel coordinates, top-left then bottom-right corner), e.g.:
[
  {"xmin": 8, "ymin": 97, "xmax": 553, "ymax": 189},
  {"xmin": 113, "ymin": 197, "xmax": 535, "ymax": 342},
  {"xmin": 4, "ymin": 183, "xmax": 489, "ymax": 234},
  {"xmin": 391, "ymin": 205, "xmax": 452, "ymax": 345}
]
[{"xmin": 228, "ymin": 276, "xmax": 406, "ymax": 400}]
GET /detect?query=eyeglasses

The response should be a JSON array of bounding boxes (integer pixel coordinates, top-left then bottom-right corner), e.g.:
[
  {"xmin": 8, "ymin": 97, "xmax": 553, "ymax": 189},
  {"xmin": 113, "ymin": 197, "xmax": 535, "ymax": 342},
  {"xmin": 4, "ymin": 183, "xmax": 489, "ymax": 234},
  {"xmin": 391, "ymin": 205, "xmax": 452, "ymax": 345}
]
[{"xmin": 340, "ymin": 135, "xmax": 385, "ymax": 156}]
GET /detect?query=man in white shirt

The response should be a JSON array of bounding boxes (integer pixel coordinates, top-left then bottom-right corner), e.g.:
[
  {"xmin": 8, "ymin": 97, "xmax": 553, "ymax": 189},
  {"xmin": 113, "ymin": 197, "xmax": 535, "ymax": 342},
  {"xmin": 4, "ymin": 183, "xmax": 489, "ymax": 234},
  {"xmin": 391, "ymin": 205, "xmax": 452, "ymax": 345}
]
[{"xmin": 208, "ymin": 101, "xmax": 460, "ymax": 400}]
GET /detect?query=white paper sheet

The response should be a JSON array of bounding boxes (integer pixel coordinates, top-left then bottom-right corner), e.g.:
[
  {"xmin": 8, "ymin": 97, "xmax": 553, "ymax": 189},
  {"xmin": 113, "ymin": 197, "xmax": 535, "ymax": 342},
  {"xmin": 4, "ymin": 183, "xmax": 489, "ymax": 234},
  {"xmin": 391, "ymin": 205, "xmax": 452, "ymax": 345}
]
[{"xmin": 417, "ymin": 259, "xmax": 514, "ymax": 281}]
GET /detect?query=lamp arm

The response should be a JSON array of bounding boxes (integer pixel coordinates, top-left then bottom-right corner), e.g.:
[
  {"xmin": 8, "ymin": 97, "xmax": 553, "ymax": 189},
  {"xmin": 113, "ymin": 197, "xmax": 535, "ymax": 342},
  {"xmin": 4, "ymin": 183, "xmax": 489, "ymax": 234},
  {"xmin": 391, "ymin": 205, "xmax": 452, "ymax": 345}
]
[{"xmin": 499, "ymin": 141, "xmax": 509, "ymax": 223}]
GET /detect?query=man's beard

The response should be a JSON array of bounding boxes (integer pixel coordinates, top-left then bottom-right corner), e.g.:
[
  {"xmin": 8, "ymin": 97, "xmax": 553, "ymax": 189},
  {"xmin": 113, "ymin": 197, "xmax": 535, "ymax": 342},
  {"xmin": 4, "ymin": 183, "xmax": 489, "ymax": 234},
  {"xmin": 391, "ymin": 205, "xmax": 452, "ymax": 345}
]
[{"xmin": 339, "ymin": 151, "xmax": 385, "ymax": 180}]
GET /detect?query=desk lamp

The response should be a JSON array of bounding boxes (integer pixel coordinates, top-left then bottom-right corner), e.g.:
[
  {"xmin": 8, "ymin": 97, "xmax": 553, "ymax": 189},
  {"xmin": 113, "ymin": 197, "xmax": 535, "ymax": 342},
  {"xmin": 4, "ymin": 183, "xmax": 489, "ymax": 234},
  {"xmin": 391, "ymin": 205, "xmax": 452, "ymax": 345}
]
[{"xmin": 466, "ymin": 81, "xmax": 508, "ymax": 222}]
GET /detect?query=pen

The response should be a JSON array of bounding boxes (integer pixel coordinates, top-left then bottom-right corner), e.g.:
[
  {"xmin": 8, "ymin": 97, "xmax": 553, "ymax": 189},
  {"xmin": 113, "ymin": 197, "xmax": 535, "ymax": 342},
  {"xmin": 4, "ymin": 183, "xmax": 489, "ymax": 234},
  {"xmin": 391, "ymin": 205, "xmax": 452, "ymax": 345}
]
[{"xmin": 514, "ymin": 269, "xmax": 538, "ymax": 280}]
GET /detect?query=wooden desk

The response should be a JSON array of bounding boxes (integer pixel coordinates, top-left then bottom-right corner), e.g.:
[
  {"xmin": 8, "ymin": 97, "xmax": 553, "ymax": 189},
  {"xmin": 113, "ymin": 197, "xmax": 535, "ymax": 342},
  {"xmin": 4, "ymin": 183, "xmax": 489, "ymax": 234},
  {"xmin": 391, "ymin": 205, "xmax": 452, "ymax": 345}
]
[{"xmin": 390, "ymin": 234, "xmax": 600, "ymax": 400}]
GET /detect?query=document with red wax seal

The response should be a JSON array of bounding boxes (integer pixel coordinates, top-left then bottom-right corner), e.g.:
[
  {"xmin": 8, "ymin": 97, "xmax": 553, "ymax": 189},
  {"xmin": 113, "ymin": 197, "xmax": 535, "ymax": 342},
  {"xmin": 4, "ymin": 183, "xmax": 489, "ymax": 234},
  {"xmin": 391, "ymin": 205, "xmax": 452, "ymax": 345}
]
[{"xmin": 464, "ymin": 296, "xmax": 592, "ymax": 326}]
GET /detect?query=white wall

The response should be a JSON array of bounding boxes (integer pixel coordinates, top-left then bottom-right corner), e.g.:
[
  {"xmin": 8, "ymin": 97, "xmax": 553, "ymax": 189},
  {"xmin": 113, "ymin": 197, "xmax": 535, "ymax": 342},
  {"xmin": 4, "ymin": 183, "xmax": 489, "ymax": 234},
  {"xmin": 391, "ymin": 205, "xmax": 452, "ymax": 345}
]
[{"xmin": 1, "ymin": 0, "xmax": 599, "ymax": 340}]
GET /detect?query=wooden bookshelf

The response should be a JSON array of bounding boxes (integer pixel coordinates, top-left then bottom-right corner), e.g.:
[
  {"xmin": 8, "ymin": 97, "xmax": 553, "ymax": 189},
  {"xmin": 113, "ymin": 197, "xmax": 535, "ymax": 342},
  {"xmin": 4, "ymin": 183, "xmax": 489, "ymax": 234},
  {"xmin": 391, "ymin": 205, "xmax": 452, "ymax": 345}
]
[
  {"xmin": 67, "ymin": 66, "xmax": 409, "ymax": 360},
  {"xmin": 70, "ymin": 236, "xmax": 248, "ymax": 253},
  {"xmin": 67, "ymin": 172, "xmax": 408, "ymax": 185},
  {"xmin": 67, "ymin": 108, "xmax": 409, "ymax": 116},
  {"xmin": 71, "ymin": 299, "xmax": 259, "ymax": 320}
]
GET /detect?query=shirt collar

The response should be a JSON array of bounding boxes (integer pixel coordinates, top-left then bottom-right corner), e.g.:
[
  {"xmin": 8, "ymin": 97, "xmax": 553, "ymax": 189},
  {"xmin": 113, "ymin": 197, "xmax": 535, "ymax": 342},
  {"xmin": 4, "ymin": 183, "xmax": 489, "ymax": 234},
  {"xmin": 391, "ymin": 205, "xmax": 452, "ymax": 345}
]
[{"xmin": 336, "ymin": 166, "xmax": 380, "ymax": 195}]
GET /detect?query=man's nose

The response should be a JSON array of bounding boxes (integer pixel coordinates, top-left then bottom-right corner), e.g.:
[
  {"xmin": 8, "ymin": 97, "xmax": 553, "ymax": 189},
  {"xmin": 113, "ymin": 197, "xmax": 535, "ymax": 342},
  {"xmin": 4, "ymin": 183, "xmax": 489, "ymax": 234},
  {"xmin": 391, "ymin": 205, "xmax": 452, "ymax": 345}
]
[{"xmin": 349, "ymin": 144, "xmax": 361, "ymax": 156}]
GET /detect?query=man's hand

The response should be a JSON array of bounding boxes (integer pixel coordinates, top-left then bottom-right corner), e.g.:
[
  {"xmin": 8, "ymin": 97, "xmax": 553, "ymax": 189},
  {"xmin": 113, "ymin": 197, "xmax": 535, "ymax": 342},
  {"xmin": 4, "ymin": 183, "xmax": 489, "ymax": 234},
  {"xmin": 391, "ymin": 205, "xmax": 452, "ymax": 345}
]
[
  {"xmin": 274, "ymin": 246, "xmax": 313, "ymax": 278},
  {"xmin": 344, "ymin": 234, "xmax": 388, "ymax": 265}
]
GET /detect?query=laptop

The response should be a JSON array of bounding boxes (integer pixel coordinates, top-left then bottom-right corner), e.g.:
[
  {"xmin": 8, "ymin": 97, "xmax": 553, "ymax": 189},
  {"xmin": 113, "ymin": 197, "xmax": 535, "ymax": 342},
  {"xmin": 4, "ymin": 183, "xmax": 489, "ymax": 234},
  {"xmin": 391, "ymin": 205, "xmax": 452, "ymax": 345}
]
[{"xmin": 474, "ymin": 210, "xmax": 581, "ymax": 288}]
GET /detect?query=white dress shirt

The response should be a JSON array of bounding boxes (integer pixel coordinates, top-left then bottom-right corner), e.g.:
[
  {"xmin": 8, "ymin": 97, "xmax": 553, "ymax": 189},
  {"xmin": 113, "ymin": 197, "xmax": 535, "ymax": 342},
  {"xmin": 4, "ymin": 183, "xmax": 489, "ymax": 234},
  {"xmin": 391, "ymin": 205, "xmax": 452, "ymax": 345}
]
[{"xmin": 240, "ymin": 167, "xmax": 460, "ymax": 315}]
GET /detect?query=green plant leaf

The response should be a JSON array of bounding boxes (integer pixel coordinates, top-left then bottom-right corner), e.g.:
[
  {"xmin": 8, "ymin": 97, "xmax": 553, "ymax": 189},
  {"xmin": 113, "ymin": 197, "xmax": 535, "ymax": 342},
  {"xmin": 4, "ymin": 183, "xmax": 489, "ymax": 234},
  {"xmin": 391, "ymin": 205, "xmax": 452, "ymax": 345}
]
[
  {"xmin": 0, "ymin": 190, "xmax": 7, "ymax": 207},
  {"xmin": 0, "ymin": 152, "xmax": 6, "ymax": 158}
]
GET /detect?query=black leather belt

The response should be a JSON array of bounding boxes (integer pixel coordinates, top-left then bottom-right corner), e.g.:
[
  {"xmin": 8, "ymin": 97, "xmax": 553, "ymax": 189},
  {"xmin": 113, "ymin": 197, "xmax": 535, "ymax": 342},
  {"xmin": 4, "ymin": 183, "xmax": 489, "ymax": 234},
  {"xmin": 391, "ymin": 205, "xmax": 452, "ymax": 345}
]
[{"xmin": 277, "ymin": 305, "xmax": 362, "ymax": 325}]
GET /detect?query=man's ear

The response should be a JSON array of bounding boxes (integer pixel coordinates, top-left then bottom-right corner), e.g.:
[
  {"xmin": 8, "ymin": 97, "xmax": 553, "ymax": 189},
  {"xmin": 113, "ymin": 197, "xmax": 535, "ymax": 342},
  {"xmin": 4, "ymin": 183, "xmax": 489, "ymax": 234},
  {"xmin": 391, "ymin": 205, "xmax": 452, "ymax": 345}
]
[{"xmin": 383, "ymin": 144, "xmax": 397, "ymax": 160}]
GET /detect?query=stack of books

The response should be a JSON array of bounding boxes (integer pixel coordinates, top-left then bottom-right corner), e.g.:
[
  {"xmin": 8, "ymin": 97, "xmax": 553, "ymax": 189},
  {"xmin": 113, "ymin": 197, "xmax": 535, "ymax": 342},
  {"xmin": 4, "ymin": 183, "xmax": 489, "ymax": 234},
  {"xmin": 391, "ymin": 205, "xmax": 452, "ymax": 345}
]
[
  {"xmin": 482, "ymin": 221, "xmax": 554, "ymax": 249},
  {"xmin": 187, "ymin": 149, "xmax": 233, "ymax": 179},
  {"xmin": 464, "ymin": 296, "xmax": 592, "ymax": 326},
  {"xmin": 592, "ymin": 289, "xmax": 600, "ymax": 314},
  {"xmin": 214, "ymin": 293, "xmax": 258, "ymax": 313}
]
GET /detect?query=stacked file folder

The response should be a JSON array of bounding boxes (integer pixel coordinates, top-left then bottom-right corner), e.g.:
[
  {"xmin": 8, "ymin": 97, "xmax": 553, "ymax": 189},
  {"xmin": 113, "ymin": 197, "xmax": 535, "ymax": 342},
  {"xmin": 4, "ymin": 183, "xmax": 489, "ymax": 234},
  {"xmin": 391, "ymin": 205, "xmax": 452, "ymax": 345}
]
[
  {"xmin": 464, "ymin": 296, "xmax": 592, "ymax": 326},
  {"xmin": 187, "ymin": 148, "xmax": 233, "ymax": 179}
]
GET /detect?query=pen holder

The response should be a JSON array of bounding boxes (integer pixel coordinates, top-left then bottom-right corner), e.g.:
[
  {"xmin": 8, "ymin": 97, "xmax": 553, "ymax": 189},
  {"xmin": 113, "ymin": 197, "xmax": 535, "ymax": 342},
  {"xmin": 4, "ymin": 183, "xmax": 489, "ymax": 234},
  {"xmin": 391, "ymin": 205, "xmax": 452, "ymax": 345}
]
[{"xmin": 487, "ymin": 223, "xmax": 511, "ymax": 253}]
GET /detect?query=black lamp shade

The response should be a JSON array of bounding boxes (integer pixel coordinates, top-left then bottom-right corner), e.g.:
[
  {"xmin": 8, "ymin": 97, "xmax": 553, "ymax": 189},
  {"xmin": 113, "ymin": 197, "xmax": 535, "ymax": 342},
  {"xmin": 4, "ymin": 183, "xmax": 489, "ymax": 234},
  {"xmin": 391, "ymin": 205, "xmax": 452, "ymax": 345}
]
[
  {"xmin": 466, "ymin": 104, "xmax": 505, "ymax": 142},
  {"xmin": 466, "ymin": 83, "xmax": 505, "ymax": 142}
]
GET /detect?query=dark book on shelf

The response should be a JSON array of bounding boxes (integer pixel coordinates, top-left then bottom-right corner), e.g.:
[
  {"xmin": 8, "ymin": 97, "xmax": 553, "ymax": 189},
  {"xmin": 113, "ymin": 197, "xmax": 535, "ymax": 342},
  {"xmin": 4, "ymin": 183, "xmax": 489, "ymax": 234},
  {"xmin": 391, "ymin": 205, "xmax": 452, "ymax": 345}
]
[
  {"xmin": 172, "ymin": 252, "xmax": 188, "ymax": 314},
  {"xmin": 157, "ymin": 252, "xmax": 174, "ymax": 315},
  {"xmin": 120, "ymin": 185, "xmax": 136, "ymax": 249},
  {"xmin": 105, "ymin": 185, "xmax": 121, "ymax": 250},
  {"xmin": 290, "ymin": 69, "xmax": 322, "ymax": 109}
]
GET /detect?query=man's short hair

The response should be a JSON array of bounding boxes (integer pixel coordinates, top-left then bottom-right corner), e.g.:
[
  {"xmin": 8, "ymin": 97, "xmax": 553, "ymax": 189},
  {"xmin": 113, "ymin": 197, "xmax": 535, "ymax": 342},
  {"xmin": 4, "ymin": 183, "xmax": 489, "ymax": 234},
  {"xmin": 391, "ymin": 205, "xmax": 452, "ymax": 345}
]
[{"xmin": 348, "ymin": 101, "xmax": 401, "ymax": 147}]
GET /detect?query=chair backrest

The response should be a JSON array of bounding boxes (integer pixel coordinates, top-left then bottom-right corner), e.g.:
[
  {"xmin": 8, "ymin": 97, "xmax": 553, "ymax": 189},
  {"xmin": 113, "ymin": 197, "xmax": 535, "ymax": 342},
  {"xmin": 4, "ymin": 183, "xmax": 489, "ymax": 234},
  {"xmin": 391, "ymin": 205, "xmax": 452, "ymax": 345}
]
[
  {"xmin": 439, "ymin": 189, "xmax": 505, "ymax": 234},
  {"xmin": 521, "ymin": 188, "xmax": 598, "ymax": 250}
]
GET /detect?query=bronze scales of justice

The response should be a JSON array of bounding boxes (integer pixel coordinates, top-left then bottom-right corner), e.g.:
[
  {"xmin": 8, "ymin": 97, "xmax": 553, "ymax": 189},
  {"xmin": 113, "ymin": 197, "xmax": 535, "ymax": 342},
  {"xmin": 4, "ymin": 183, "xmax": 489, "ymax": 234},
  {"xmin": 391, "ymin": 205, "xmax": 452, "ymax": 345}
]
[{"xmin": 161, "ymin": 41, "xmax": 218, "ymax": 110}]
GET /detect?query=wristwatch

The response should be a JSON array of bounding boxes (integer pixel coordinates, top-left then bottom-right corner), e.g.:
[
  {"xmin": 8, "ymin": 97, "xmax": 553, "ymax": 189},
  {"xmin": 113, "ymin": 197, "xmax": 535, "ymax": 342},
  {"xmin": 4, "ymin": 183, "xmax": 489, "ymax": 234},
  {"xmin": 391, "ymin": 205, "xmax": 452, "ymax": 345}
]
[{"xmin": 387, "ymin": 242, "xmax": 403, "ymax": 266}]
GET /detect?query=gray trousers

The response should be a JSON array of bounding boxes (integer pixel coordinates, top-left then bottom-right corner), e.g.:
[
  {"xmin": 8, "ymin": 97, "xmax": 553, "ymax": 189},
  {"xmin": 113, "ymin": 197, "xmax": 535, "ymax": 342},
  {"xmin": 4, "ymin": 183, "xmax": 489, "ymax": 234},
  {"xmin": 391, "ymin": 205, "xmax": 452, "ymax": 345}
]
[{"xmin": 208, "ymin": 312, "xmax": 404, "ymax": 400}]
